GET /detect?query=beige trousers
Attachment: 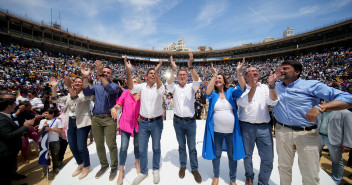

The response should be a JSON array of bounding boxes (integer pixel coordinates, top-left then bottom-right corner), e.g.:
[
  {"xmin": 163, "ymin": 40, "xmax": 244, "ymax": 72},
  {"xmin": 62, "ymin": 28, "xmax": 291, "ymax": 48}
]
[{"xmin": 275, "ymin": 123, "xmax": 321, "ymax": 185}]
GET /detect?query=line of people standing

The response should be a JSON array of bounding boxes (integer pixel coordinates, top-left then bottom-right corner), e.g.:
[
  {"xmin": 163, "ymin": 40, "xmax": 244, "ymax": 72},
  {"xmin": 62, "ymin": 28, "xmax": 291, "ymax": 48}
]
[{"xmin": 2, "ymin": 54, "xmax": 351, "ymax": 185}]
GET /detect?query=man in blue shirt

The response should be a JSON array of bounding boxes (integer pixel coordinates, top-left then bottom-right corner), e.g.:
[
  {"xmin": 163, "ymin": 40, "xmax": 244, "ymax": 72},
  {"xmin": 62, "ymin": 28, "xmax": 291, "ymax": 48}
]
[
  {"xmin": 272, "ymin": 60, "xmax": 352, "ymax": 185},
  {"xmin": 81, "ymin": 61, "xmax": 121, "ymax": 181}
]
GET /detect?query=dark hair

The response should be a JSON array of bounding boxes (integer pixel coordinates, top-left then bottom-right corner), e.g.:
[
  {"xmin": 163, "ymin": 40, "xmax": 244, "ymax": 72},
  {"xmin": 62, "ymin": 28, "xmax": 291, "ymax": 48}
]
[
  {"xmin": 19, "ymin": 101, "xmax": 31, "ymax": 108},
  {"xmin": 43, "ymin": 107, "xmax": 59, "ymax": 117},
  {"xmin": 28, "ymin": 90, "xmax": 37, "ymax": 96},
  {"xmin": 0, "ymin": 98, "xmax": 16, "ymax": 111},
  {"xmin": 281, "ymin": 60, "xmax": 303, "ymax": 78},
  {"xmin": 177, "ymin": 68, "xmax": 188, "ymax": 76},
  {"xmin": 146, "ymin": 68, "xmax": 155, "ymax": 75},
  {"xmin": 214, "ymin": 73, "xmax": 229, "ymax": 93}
]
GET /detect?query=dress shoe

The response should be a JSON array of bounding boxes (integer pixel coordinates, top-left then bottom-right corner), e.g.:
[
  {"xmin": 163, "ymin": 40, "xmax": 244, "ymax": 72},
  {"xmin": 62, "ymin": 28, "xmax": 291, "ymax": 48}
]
[{"xmin": 179, "ymin": 167, "xmax": 186, "ymax": 179}]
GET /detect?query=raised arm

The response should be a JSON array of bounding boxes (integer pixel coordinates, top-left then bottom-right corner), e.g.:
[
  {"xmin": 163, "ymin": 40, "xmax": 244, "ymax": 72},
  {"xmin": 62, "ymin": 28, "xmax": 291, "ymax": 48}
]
[
  {"xmin": 155, "ymin": 60, "xmax": 163, "ymax": 89},
  {"xmin": 64, "ymin": 76, "xmax": 76, "ymax": 98},
  {"xmin": 167, "ymin": 56, "xmax": 177, "ymax": 85},
  {"xmin": 80, "ymin": 64, "xmax": 90, "ymax": 89},
  {"xmin": 124, "ymin": 56, "xmax": 134, "ymax": 90},
  {"xmin": 236, "ymin": 58, "xmax": 246, "ymax": 91},
  {"xmin": 267, "ymin": 68, "xmax": 280, "ymax": 101},
  {"xmin": 95, "ymin": 60, "xmax": 109, "ymax": 87},
  {"xmin": 188, "ymin": 52, "xmax": 199, "ymax": 82},
  {"xmin": 50, "ymin": 77, "xmax": 59, "ymax": 97},
  {"xmin": 206, "ymin": 63, "xmax": 217, "ymax": 96}
]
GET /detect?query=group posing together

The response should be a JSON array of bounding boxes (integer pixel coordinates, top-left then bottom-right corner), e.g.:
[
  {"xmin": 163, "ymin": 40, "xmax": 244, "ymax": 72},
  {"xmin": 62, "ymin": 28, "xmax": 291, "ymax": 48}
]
[{"xmin": 1, "ymin": 52, "xmax": 351, "ymax": 185}]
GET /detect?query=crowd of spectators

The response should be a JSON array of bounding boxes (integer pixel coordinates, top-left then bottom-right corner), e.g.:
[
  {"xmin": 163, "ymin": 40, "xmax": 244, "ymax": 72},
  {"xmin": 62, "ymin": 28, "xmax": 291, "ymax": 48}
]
[{"xmin": 0, "ymin": 42, "xmax": 351, "ymax": 95}]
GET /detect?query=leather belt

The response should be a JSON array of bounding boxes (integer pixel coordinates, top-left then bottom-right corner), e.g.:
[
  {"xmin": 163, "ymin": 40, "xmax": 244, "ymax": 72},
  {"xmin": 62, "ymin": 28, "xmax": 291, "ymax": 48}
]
[
  {"xmin": 140, "ymin": 115, "xmax": 162, "ymax": 122},
  {"xmin": 93, "ymin": 113, "xmax": 111, "ymax": 118},
  {"xmin": 174, "ymin": 114, "xmax": 195, "ymax": 121},
  {"xmin": 277, "ymin": 122, "xmax": 317, "ymax": 131}
]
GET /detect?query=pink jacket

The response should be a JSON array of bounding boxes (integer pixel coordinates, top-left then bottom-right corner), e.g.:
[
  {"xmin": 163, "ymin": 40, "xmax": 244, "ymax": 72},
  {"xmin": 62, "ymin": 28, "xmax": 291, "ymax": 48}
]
[{"xmin": 116, "ymin": 90, "xmax": 141, "ymax": 136}]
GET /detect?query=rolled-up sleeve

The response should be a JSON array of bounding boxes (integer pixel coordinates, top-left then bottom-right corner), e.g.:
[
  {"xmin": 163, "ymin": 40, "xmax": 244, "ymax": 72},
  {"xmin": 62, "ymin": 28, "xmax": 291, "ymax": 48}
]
[
  {"xmin": 83, "ymin": 86, "xmax": 95, "ymax": 96},
  {"xmin": 166, "ymin": 82, "xmax": 175, "ymax": 94},
  {"xmin": 310, "ymin": 81, "xmax": 352, "ymax": 103},
  {"xmin": 104, "ymin": 82, "xmax": 120, "ymax": 95},
  {"xmin": 192, "ymin": 79, "xmax": 202, "ymax": 92},
  {"xmin": 232, "ymin": 84, "xmax": 245, "ymax": 98},
  {"xmin": 236, "ymin": 89, "xmax": 250, "ymax": 107},
  {"xmin": 130, "ymin": 83, "xmax": 142, "ymax": 94}
]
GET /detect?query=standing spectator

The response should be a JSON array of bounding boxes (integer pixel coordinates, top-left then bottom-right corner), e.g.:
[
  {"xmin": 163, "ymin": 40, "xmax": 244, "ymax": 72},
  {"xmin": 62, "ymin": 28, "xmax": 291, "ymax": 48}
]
[
  {"xmin": 165, "ymin": 93, "xmax": 174, "ymax": 120},
  {"xmin": 111, "ymin": 77, "xmax": 141, "ymax": 185},
  {"xmin": 272, "ymin": 60, "xmax": 352, "ymax": 185},
  {"xmin": 0, "ymin": 97, "xmax": 34, "ymax": 185},
  {"xmin": 28, "ymin": 90, "xmax": 44, "ymax": 114},
  {"xmin": 200, "ymin": 87, "xmax": 208, "ymax": 120},
  {"xmin": 194, "ymin": 93, "xmax": 202, "ymax": 120},
  {"xmin": 16, "ymin": 89, "xmax": 29, "ymax": 105},
  {"xmin": 81, "ymin": 61, "xmax": 121, "ymax": 181},
  {"xmin": 237, "ymin": 67, "xmax": 279, "ymax": 185},
  {"xmin": 51, "ymin": 76, "xmax": 93, "ymax": 179},
  {"xmin": 38, "ymin": 107, "xmax": 63, "ymax": 176},
  {"xmin": 318, "ymin": 108, "xmax": 352, "ymax": 184},
  {"xmin": 202, "ymin": 60, "xmax": 246, "ymax": 185},
  {"xmin": 125, "ymin": 58, "xmax": 165, "ymax": 185}
]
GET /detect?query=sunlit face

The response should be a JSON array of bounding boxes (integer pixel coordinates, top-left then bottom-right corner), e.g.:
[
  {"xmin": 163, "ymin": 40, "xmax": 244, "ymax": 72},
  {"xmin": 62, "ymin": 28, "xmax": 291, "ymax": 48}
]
[
  {"xmin": 73, "ymin": 78, "xmax": 83, "ymax": 90},
  {"xmin": 215, "ymin": 75, "xmax": 225, "ymax": 90},
  {"xmin": 132, "ymin": 78, "xmax": 138, "ymax": 85},
  {"xmin": 280, "ymin": 64, "xmax": 299, "ymax": 82},
  {"xmin": 147, "ymin": 70, "xmax": 156, "ymax": 84},
  {"xmin": 103, "ymin": 68, "xmax": 112, "ymax": 80},
  {"xmin": 246, "ymin": 67, "xmax": 259, "ymax": 82},
  {"xmin": 177, "ymin": 70, "xmax": 188, "ymax": 86}
]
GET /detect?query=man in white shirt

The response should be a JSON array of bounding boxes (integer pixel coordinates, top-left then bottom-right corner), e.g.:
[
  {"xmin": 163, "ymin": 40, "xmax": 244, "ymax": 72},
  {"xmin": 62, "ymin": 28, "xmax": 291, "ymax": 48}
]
[
  {"xmin": 28, "ymin": 90, "xmax": 44, "ymax": 113},
  {"xmin": 237, "ymin": 67, "xmax": 279, "ymax": 185},
  {"xmin": 125, "ymin": 57, "xmax": 165, "ymax": 185},
  {"xmin": 16, "ymin": 89, "xmax": 29, "ymax": 105},
  {"xmin": 166, "ymin": 53, "xmax": 202, "ymax": 183}
]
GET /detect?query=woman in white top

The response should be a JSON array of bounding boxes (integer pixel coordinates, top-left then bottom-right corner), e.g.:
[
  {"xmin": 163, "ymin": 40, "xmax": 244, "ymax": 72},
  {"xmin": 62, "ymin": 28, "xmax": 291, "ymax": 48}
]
[
  {"xmin": 50, "ymin": 76, "xmax": 93, "ymax": 180},
  {"xmin": 202, "ymin": 60, "xmax": 246, "ymax": 185}
]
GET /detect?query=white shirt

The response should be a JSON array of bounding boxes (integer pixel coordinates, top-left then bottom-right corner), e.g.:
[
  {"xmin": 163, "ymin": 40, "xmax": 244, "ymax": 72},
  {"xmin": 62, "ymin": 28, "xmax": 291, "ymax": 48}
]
[
  {"xmin": 30, "ymin": 97, "xmax": 44, "ymax": 112},
  {"xmin": 16, "ymin": 96, "xmax": 28, "ymax": 105},
  {"xmin": 166, "ymin": 79, "xmax": 201, "ymax": 117},
  {"xmin": 38, "ymin": 118, "xmax": 63, "ymax": 142},
  {"xmin": 130, "ymin": 82, "xmax": 165, "ymax": 118},
  {"xmin": 237, "ymin": 82, "xmax": 279, "ymax": 124},
  {"xmin": 213, "ymin": 98, "xmax": 235, "ymax": 133}
]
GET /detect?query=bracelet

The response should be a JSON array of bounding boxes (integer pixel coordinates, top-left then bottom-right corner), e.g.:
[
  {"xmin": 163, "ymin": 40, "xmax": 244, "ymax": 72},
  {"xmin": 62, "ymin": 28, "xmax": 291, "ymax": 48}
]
[
  {"xmin": 269, "ymin": 84, "xmax": 276, "ymax": 89},
  {"xmin": 237, "ymin": 73, "xmax": 243, "ymax": 76},
  {"xmin": 189, "ymin": 67, "xmax": 194, "ymax": 69},
  {"xmin": 315, "ymin": 104, "xmax": 327, "ymax": 112}
]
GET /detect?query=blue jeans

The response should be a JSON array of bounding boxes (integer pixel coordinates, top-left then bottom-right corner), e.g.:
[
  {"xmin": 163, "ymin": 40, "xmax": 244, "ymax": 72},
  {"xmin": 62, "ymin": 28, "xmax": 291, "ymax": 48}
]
[
  {"xmin": 213, "ymin": 132, "xmax": 237, "ymax": 182},
  {"xmin": 173, "ymin": 117, "xmax": 198, "ymax": 171},
  {"xmin": 240, "ymin": 121, "xmax": 273, "ymax": 185},
  {"xmin": 138, "ymin": 118, "xmax": 163, "ymax": 174},
  {"xmin": 320, "ymin": 135, "xmax": 344, "ymax": 184},
  {"xmin": 67, "ymin": 118, "xmax": 91, "ymax": 167},
  {"xmin": 119, "ymin": 130, "xmax": 139, "ymax": 166}
]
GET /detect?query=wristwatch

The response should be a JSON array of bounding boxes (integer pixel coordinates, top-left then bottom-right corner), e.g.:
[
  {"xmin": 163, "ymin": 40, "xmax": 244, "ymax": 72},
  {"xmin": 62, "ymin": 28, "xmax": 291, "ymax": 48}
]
[{"xmin": 99, "ymin": 74, "xmax": 105, "ymax": 77}]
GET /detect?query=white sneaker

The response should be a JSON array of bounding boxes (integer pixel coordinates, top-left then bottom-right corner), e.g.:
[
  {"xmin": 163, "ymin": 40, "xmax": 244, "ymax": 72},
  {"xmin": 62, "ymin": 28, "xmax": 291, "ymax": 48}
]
[
  {"xmin": 132, "ymin": 173, "xmax": 148, "ymax": 185},
  {"xmin": 153, "ymin": 170, "xmax": 160, "ymax": 184}
]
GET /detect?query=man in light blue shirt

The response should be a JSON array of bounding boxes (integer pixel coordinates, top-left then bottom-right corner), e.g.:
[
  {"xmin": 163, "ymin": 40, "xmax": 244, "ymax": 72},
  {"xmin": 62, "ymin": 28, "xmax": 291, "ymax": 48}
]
[{"xmin": 272, "ymin": 60, "xmax": 352, "ymax": 185}]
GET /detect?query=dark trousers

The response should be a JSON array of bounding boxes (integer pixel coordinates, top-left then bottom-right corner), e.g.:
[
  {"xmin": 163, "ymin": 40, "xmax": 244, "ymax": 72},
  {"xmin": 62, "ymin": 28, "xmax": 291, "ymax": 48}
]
[
  {"xmin": 0, "ymin": 155, "xmax": 15, "ymax": 185},
  {"xmin": 58, "ymin": 137, "xmax": 68, "ymax": 162}
]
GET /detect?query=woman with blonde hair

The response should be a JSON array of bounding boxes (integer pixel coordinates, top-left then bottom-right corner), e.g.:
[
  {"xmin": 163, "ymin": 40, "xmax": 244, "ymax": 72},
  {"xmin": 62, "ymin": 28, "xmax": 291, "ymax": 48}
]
[
  {"xmin": 50, "ymin": 76, "xmax": 93, "ymax": 179},
  {"xmin": 111, "ymin": 77, "xmax": 142, "ymax": 185}
]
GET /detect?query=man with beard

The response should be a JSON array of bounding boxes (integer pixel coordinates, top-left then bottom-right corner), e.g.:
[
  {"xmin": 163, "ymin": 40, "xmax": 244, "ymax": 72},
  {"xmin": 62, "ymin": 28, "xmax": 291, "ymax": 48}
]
[{"xmin": 272, "ymin": 60, "xmax": 352, "ymax": 185}]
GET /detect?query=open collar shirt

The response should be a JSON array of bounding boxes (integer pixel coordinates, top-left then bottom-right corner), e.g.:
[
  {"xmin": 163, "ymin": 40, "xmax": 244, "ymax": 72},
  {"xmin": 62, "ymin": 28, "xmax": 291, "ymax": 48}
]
[
  {"xmin": 237, "ymin": 82, "xmax": 279, "ymax": 123},
  {"xmin": 166, "ymin": 79, "xmax": 202, "ymax": 118},
  {"xmin": 130, "ymin": 82, "xmax": 165, "ymax": 119}
]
